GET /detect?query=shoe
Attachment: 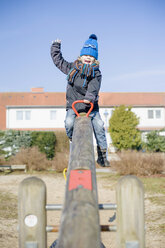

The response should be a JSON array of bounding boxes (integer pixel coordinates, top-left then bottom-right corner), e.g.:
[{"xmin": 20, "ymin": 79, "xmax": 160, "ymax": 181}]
[
  {"xmin": 97, "ymin": 157, "xmax": 110, "ymax": 167},
  {"xmin": 97, "ymin": 146, "xmax": 110, "ymax": 167}
]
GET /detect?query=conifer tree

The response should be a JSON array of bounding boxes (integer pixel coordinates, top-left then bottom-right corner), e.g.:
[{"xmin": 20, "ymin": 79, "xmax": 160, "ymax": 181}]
[
  {"xmin": 109, "ymin": 105, "xmax": 141, "ymax": 150},
  {"xmin": 146, "ymin": 129, "xmax": 165, "ymax": 152}
]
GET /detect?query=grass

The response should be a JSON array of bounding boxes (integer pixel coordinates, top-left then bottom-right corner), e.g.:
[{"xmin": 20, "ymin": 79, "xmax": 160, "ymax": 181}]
[
  {"xmin": 141, "ymin": 177, "xmax": 165, "ymax": 195},
  {"xmin": 147, "ymin": 196, "xmax": 165, "ymax": 206},
  {"xmin": 0, "ymin": 191, "xmax": 17, "ymax": 219},
  {"xmin": 142, "ymin": 177, "xmax": 165, "ymax": 235},
  {"xmin": 97, "ymin": 173, "xmax": 165, "ymax": 195},
  {"xmin": 159, "ymin": 224, "xmax": 165, "ymax": 233},
  {"xmin": 146, "ymin": 207, "xmax": 165, "ymax": 234},
  {"xmin": 97, "ymin": 173, "xmax": 120, "ymax": 180}
]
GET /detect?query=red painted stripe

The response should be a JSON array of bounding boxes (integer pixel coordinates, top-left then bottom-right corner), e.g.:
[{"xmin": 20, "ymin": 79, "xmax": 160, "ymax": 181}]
[{"xmin": 69, "ymin": 170, "xmax": 92, "ymax": 191}]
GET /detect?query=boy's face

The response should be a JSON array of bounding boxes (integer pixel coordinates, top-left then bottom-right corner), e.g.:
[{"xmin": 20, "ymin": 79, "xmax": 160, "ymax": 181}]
[{"xmin": 81, "ymin": 55, "xmax": 95, "ymax": 65}]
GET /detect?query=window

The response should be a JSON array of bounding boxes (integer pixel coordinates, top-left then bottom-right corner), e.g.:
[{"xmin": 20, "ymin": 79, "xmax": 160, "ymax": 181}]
[
  {"xmin": 16, "ymin": 111, "xmax": 23, "ymax": 120},
  {"xmin": 148, "ymin": 110, "xmax": 154, "ymax": 119},
  {"xmin": 155, "ymin": 110, "xmax": 161, "ymax": 119},
  {"xmin": 50, "ymin": 110, "xmax": 56, "ymax": 120},
  {"xmin": 25, "ymin": 111, "xmax": 31, "ymax": 120},
  {"xmin": 148, "ymin": 109, "xmax": 161, "ymax": 119},
  {"xmin": 16, "ymin": 110, "xmax": 31, "ymax": 120}
]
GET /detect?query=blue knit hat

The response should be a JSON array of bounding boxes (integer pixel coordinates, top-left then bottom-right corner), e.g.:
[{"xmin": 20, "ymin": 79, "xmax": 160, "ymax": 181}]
[{"xmin": 80, "ymin": 34, "xmax": 98, "ymax": 60}]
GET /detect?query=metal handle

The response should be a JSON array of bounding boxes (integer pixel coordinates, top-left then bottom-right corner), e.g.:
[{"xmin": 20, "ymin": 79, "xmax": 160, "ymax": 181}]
[{"xmin": 72, "ymin": 100, "xmax": 94, "ymax": 117}]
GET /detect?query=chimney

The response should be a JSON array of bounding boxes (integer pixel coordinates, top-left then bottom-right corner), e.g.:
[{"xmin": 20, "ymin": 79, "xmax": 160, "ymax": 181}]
[{"xmin": 31, "ymin": 87, "xmax": 44, "ymax": 93}]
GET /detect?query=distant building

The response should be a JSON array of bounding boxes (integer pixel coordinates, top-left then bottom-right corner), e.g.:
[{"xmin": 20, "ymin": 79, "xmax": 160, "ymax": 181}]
[{"xmin": 0, "ymin": 88, "xmax": 165, "ymax": 148}]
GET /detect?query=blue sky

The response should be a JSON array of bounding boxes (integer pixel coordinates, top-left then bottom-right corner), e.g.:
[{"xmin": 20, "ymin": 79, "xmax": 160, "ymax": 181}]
[{"xmin": 0, "ymin": 0, "xmax": 165, "ymax": 93}]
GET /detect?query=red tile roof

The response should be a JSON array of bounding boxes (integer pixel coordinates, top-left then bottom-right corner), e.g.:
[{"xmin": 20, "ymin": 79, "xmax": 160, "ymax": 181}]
[
  {"xmin": 0, "ymin": 92, "xmax": 66, "ymax": 106},
  {"xmin": 99, "ymin": 92, "xmax": 165, "ymax": 106},
  {"xmin": 0, "ymin": 92, "xmax": 164, "ymax": 107}
]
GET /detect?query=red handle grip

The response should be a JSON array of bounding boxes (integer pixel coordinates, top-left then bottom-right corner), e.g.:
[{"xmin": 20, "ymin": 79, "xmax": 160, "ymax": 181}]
[{"xmin": 72, "ymin": 100, "xmax": 94, "ymax": 117}]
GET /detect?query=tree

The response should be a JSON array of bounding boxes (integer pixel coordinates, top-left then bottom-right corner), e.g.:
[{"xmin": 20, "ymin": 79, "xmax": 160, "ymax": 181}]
[
  {"xmin": 146, "ymin": 129, "xmax": 165, "ymax": 152},
  {"xmin": 109, "ymin": 105, "xmax": 141, "ymax": 150},
  {"xmin": 0, "ymin": 130, "xmax": 32, "ymax": 158}
]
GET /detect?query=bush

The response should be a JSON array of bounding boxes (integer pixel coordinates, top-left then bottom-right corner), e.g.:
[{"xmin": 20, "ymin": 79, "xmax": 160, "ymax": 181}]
[
  {"xmin": 31, "ymin": 131, "xmax": 56, "ymax": 159},
  {"xmin": 51, "ymin": 152, "xmax": 69, "ymax": 172},
  {"xmin": 0, "ymin": 130, "xmax": 57, "ymax": 160},
  {"xmin": 54, "ymin": 131, "xmax": 69, "ymax": 153},
  {"xmin": 9, "ymin": 146, "xmax": 51, "ymax": 171},
  {"xmin": 109, "ymin": 105, "xmax": 142, "ymax": 150},
  {"xmin": 1, "ymin": 130, "xmax": 71, "ymax": 172},
  {"xmin": 51, "ymin": 131, "xmax": 69, "ymax": 172},
  {"xmin": 111, "ymin": 150, "xmax": 165, "ymax": 176},
  {"xmin": 8, "ymin": 131, "xmax": 70, "ymax": 172},
  {"xmin": 0, "ymin": 129, "xmax": 69, "ymax": 161},
  {"xmin": 9, "ymin": 146, "xmax": 69, "ymax": 173},
  {"xmin": 0, "ymin": 155, "xmax": 8, "ymax": 166}
]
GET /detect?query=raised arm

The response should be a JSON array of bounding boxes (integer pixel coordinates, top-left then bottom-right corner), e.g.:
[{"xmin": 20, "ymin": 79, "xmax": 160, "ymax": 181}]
[{"xmin": 51, "ymin": 39, "xmax": 73, "ymax": 75}]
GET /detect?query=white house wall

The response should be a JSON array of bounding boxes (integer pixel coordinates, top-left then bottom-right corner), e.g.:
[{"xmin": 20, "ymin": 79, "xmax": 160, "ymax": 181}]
[
  {"xmin": 132, "ymin": 107, "xmax": 165, "ymax": 128},
  {"xmin": 7, "ymin": 107, "xmax": 66, "ymax": 129},
  {"xmin": 6, "ymin": 106, "xmax": 165, "ymax": 130}
]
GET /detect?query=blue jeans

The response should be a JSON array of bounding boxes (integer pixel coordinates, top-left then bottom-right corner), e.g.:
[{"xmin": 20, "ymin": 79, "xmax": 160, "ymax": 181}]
[{"xmin": 64, "ymin": 109, "xmax": 107, "ymax": 150}]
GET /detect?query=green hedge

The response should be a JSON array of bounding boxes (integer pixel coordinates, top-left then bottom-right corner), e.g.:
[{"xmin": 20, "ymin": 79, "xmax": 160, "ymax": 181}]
[
  {"xmin": 31, "ymin": 131, "xmax": 56, "ymax": 159},
  {"xmin": 0, "ymin": 130, "xmax": 70, "ymax": 160},
  {"xmin": 0, "ymin": 130, "xmax": 56, "ymax": 159}
]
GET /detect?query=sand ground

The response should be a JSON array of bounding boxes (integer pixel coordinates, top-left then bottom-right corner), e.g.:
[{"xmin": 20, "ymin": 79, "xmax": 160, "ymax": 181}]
[{"xmin": 0, "ymin": 172, "xmax": 164, "ymax": 248}]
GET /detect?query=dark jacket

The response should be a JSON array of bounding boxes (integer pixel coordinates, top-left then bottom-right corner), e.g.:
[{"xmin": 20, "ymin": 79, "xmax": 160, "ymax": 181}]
[{"xmin": 51, "ymin": 42, "xmax": 102, "ymax": 113}]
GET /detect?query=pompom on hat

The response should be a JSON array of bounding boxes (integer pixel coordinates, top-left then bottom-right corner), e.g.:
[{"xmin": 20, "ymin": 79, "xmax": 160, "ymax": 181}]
[{"xmin": 80, "ymin": 34, "xmax": 98, "ymax": 60}]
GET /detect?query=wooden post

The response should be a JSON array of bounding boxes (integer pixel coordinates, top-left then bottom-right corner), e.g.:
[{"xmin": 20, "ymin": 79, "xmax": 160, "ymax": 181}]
[
  {"xmin": 18, "ymin": 177, "xmax": 47, "ymax": 248},
  {"xmin": 57, "ymin": 116, "xmax": 101, "ymax": 248},
  {"xmin": 116, "ymin": 175, "xmax": 145, "ymax": 248}
]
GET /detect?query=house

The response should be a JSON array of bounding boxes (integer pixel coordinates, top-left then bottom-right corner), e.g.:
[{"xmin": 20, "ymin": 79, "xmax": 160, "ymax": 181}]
[{"xmin": 0, "ymin": 88, "xmax": 165, "ymax": 148}]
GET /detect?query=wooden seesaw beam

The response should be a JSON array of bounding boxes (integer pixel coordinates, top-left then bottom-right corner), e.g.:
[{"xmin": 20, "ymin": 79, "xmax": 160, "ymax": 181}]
[{"xmin": 57, "ymin": 115, "xmax": 102, "ymax": 248}]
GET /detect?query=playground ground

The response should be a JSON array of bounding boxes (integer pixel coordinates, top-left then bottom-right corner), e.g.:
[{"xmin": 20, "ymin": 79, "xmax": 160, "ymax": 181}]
[{"xmin": 0, "ymin": 172, "xmax": 164, "ymax": 248}]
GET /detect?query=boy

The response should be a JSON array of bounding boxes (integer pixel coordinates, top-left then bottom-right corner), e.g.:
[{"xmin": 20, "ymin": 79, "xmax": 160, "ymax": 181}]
[{"xmin": 51, "ymin": 34, "xmax": 110, "ymax": 167}]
